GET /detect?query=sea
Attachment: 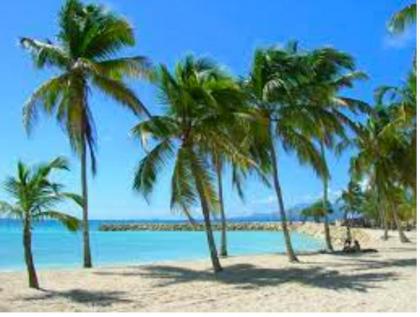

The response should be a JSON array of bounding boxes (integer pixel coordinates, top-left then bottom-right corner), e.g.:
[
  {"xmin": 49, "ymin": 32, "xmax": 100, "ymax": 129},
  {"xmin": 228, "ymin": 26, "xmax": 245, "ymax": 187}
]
[{"xmin": 0, "ymin": 219, "xmax": 323, "ymax": 271}]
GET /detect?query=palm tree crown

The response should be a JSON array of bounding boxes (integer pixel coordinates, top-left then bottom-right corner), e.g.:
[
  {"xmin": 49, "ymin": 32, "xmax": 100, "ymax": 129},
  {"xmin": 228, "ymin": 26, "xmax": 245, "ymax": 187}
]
[{"xmin": 132, "ymin": 55, "xmax": 253, "ymax": 272}]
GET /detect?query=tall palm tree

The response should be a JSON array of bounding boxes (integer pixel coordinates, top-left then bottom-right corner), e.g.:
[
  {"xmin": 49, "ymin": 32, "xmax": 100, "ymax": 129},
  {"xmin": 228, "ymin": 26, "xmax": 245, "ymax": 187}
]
[
  {"xmin": 299, "ymin": 47, "xmax": 368, "ymax": 252},
  {"xmin": 20, "ymin": 0, "xmax": 151, "ymax": 268},
  {"xmin": 351, "ymin": 106, "xmax": 410, "ymax": 243},
  {"xmin": 375, "ymin": 70, "xmax": 416, "ymax": 196},
  {"xmin": 0, "ymin": 157, "xmax": 81, "ymax": 289},
  {"xmin": 244, "ymin": 43, "xmax": 332, "ymax": 262},
  {"xmin": 388, "ymin": 3, "xmax": 417, "ymax": 34},
  {"xmin": 132, "ymin": 56, "xmax": 252, "ymax": 272},
  {"xmin": 210, "ymin": 102, "xmax": 271, "ymax": 257}
]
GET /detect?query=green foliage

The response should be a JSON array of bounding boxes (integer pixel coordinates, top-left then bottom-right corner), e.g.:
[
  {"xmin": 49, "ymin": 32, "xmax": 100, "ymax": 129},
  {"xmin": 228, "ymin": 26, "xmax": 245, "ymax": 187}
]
[
  {"xmin": 132, "ymin": 55, "xmax": 256, "ymax": 218},
  {"xmin": 0, "ymin": 157, "xmax": 82, "ymax": 231},
  {"xmin": 388, "ymin": 3, "xmax": 417, "ymax": 34},
  {"xmin": 300, "ymin": 200, "xmax": 333, "ymax": 222},
  {"xmin": 21, "ymin": 0, "xmax": 151, "ymax": 173}
]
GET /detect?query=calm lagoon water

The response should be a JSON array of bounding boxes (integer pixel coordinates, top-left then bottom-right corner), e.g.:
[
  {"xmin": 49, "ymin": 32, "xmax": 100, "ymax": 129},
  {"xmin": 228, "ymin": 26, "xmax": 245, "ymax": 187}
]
[{"xmin": 0, "ymin": 219, "xmax": 323, "ymax": 271}]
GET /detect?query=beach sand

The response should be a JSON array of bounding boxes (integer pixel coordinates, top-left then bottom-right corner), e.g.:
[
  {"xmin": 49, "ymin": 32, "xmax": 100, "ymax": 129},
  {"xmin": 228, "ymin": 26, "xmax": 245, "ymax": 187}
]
[{"xmin": 0, "ymin": 228, "xmax": 416, "ymax": 312}]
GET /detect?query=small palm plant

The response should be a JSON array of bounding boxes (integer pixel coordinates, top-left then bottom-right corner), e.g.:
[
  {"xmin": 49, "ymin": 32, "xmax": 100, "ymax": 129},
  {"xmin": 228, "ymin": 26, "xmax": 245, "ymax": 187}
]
[
  {"xmin": 300, "ymin": 200, "xmax": 333, "ymax": 224},
  {"xmin": 132, "ymin": 56, "xmax": 253, "ymax": 272},
  {"xmin": 0, "ymin": 157, "xmax": 82, "ymax": 289},
  {"xmin": 20, "ymin": 0, "xmax": 151, "ymax": 268},
  {"xmin": 337, "ymin": 181, "xmax": 363, "ymax": 240}
]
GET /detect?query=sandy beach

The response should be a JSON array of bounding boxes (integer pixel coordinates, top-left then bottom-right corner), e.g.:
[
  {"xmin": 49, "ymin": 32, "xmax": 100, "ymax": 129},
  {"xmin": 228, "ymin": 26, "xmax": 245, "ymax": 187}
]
[{"xmin": 0, "ymin": 228, "xmax": 416, "ymax": 312}]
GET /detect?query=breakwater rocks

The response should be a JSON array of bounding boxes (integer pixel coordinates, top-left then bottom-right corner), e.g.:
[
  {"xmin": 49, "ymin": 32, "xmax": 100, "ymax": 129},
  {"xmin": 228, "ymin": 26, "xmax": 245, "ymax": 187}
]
[{"xmin": 99, "ymin": 222, "xmax": 284, "ymax": 232}]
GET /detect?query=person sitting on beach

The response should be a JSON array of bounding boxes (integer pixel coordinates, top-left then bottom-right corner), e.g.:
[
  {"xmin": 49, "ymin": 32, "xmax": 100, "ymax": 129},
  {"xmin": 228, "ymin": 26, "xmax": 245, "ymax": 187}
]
[
  {"xmin": 354, "ymin": 240, "xmax": 361, "ymax": 252},
  {"xmin": 343, "ymin": 239, "xmax": 352, "ymax": 253}
]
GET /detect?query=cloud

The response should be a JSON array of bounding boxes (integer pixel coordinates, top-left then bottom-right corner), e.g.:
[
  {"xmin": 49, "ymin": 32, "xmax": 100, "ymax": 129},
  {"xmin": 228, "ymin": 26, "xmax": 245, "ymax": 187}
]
[
  {"xmin": 383, "ymin": 27, "xmax": 416, "ymax": 49},
  {"xmin": 255, "ymin": 195, "xmax": 277, "ymax": 204}
]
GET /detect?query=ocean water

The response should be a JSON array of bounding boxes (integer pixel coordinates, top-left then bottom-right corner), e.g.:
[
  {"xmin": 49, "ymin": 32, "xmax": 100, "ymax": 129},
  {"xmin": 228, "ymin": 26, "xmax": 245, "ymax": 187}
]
[{"xmin": 0, "ymin": 219, "xmax": 323, "ymax": 271}]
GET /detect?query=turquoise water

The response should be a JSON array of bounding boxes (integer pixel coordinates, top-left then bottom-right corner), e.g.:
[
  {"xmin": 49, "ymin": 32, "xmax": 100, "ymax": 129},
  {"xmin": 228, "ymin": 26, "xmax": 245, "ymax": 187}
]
[{"xmin": 0, "ymin": 220, "xmax": 322, "ymax": 271}]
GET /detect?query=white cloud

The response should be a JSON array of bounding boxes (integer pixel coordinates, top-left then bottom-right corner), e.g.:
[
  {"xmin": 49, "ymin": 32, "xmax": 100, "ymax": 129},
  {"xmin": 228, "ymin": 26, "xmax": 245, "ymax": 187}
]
[{"xmin": 384, "ymin": 27, "xmax": 416, "ymax": 49}]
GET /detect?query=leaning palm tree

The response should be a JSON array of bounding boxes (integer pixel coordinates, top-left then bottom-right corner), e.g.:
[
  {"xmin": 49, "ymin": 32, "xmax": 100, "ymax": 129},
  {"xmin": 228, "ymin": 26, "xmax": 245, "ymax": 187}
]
[
  {"xmin": 388, "ymin": 3, "xmax": 417, "ymax": 34},
  {"xmin": 0, "ymin": 157, "xmax": 81, "ymax": 289},
  {"xmin": 20, "ymin": 0, "xmax": 151, "ymax": 268},
  {"xmin": 243, "ymin": 43, "xmax": 332, "ymax": 262},
  {"xmin": 132, "ymin": 56, "xmax": 253, "ymax": 272}
]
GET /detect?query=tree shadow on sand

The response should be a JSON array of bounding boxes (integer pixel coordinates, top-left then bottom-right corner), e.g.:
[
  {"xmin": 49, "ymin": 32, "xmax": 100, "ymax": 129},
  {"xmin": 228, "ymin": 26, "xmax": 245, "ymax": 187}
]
[
  {"xmin": 95, "ymin": 263, "xmax": 399, "ymax": 292},
  {"xmin": 22, "ymin": 289, "xmax": 132, "ymax": 307}
]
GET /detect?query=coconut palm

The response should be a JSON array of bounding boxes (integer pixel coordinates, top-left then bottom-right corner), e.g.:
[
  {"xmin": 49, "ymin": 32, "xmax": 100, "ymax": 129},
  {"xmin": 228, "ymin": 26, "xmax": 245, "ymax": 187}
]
[
  {"xmin": 210, "ymin": 101, "xmax": 271, "ymax": 257},
  {"xmin": 0, "ymin": 157, "xmax": 81, "ymax": 289},
  {"xmin": 351, "ymin": 106, "xmax": 410, "ymax": 243},
  {"xmin": 337, "ymin": 181, "xmax": 363, "ymax": 240},
  {"xmin": 244, "ymin": 43, "xmax": 334, "ymax": 262},
  {"xmin": 300, "ymin": 200, "xmax": 333, "ymax": 223},
  {"xmin": 132, "ymin": 56, "xmax": 253, "ymax": 272},
  {"xmin": 375, "ymin": 70, "xmax": 416, "ymax": 196},
  {"xmin": 299, "ymin": 47, "xmax": 368, "ymax": 252},
  {"xmin": 388, "ymin": 3, "xmax": 417, "ymax": 34},
  {"xmin": 20, "ymin": 0, "xmax": 151, "ymax": 268}
]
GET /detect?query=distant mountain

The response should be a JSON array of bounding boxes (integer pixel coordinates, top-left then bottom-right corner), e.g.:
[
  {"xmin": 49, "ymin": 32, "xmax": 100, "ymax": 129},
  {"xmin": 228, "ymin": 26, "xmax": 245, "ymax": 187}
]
[{"xmin": 228, "ymin": 201, "xmax": 344, "ymax": 222}]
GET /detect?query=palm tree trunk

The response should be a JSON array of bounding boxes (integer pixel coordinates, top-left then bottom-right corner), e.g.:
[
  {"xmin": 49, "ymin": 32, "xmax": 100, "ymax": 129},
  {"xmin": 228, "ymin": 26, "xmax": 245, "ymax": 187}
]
[
  {"xmin": 23, "ymin": 218, "xmax": 39, "ymax": 289},
  {"xmin": 216, "ymin": 160, "xmax": 228, "ymax": 257},
  {"xmin": 268, "ymin": 124, "xmax": 298, "ymax": 262},
  {"xmin": 391, "ymin": 202, "xmax": 410, "ymax": 243},
  {"xmin": 320, "ymin": 142, "xmax": 333, "ymax": 252},
  {"xmin": 379, "ymin": 192, "xmax": 389, "ymax": 240},
  {"xmin": 190, "ymin": 152, "xmax": 222, "ymax": 272},
  {"xmin": 81, "ymin": 141, "xmax": 92, "ymax": 268},
  {"xmin": 344, "ymin": 210, "xmax": 352, "ymax": 241}
]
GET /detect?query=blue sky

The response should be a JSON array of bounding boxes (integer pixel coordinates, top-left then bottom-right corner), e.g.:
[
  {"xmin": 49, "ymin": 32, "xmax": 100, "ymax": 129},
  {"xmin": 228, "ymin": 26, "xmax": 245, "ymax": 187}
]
[{"xmin": 0, "ymin": 0, "xmax": 416, "ymax": 219}]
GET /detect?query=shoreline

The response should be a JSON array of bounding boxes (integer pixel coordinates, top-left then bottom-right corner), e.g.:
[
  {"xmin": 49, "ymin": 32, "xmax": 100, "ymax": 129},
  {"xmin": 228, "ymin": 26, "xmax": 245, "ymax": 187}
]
[
  {"xmin": 0, "ymin": 223, "xmax": 385, "ymax": 273},
  {"xmin": 0, "ymin": 228, "xmax": 416, "ymax": 312}
]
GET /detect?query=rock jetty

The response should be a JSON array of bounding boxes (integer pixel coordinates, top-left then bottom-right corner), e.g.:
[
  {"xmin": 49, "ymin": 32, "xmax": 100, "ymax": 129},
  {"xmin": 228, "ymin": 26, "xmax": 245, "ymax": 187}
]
[{"xmin": 99, "ymin": 222, "xmax": 283, "ymax": 232}]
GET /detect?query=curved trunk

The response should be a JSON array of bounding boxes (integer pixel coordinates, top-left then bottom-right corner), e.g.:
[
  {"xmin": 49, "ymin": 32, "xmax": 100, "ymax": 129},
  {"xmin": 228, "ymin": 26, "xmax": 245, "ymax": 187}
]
[
  {"xmin": 320, "ymin": 142, "xmax": 333, "ymax": 252},
  {"xmin": 268, "ymin": 124, "xmax": 298, "ymax": 262},
  {"xmin": 191, "ymin": 150, "xmax": 222, "ymax": 272},
  {"xmin": 23, "ymin": 217, "xmax": 39, "ymax": 289},
  {"xmin": 391, "ymin": 202, "xmax": 410, "ymax": 243},
  {"xmin": 81, "ymin": 141, "xmax": 92, "ymax": 268},
  {"xmin": 216, "ymin": 160, "xmax": 228, "ymax": 257}
]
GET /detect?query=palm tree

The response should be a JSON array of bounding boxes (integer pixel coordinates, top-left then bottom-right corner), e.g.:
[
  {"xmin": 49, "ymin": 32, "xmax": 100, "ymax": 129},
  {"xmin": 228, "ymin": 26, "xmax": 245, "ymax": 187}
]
[
  {"xmin": 351, "ymin": 106, "xmax": 410, "ymax": 243},
  {"xmin": 20, "ymin": 0, "xmax": 151, "ymax": 268},
  {"xmin": 338, "ymin": 181, "xmax": 363, "ymax": 240},
  {"xmin": 244, "ymin": 43, "xmax": 333, "ymax": 262},
  {"xmin": 210, "ymin": 102, "xmax": 271, "ymax": 257},
  {"xmin": 388, "ymin": 3, "xmax": 417, "ymax": 34},
  {"xmin": 375, "ymin": 70, "xmax": 416, "ymax": 196},
  {"xmin": 300, "ymin": 200, "xmax": 333, "ymax": 223},
  {"xmin": 132, "ymin": 56, "xmax": 252, "ymax": 272},
  {"xmin": 0, "ymin": 157, "xmax": 81, "ymax": 289},
  {"xmin": 299, "ymin": 47, "xmax": 368, "ymax": 252}
]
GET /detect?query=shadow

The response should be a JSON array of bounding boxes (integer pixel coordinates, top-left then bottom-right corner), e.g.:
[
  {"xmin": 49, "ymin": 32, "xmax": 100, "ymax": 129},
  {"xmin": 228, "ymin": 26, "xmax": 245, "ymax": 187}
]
[
  {"xmin": 95, "ymin": 263, "xmax": 398, "ymax": 293},
  {"xmin": 299, "ymin": 255, "xmax": 416, "ymax": 271},
  {"xmin": 22, "ymin": 289, "xmax": 131, "ymax": 307}
]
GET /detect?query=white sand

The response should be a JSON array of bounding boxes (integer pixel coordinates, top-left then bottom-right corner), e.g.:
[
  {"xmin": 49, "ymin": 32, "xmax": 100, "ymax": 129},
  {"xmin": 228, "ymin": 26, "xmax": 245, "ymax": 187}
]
[{"xmin": 0, "ymin": 228, "xmax": 416, "ymax": 312}]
